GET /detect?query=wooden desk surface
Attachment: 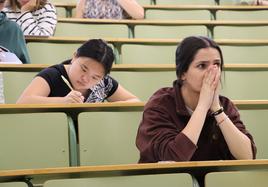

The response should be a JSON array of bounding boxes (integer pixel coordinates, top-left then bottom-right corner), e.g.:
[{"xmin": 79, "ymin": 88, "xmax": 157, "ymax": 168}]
[
  {"xmin": 0, "ymin": 102, "xmax": 145, "ymax": 114},
  {"xmin": 1, "ymin": 159, "xmax": 268, "ymax": 182},
  {"xmin": 57, "ymin": 18, "xmax": 268, "ymax": 26},
  {"xmin": 25, "ymin": 36, "xmax": 268, "ymax": 45},
  {"xmin": 0, "ymin": 100, "xmax": 267, "ymax": 114},
  {"xmin": 54, "ymin": 3, "xmax": 268, "ymax": 10},
  {"xmin": 1, "ymin": 63, "xmax": 268, "ymax": 72}
]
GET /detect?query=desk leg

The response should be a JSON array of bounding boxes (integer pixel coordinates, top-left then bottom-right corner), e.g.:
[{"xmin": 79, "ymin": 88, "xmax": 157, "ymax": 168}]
[{"xmin": 192, "ymin": 172, "xmax": 205, "ymax": 187}]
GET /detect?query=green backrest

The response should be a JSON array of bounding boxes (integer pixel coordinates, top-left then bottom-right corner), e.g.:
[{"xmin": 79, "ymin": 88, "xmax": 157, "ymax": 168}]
[
  {"xmin": 111, "ymin": 69, "xmax": 268, "ymax": 102},
  {"xmin": 110, "ymin": 71, "xmax": 176, "ymax": 102},
  {"xmin": 27, "ymin": 42, "xmax": 115, "ymax": 65},
  {"xmin": 217, "ymin": 0, "xmax": 243, "ymax": 4},
  {"xmin": 78, "ymin": 111, "xmax": 142, "ymax": 165},
  {"xmin": 239, "ymin": 110, "xmax": 268, "ymax": 159},
  {"xmin": 134, "ymin": 25, "xmax": 209, "ymax": 39},
  {"xmin": 27, "ymin": 42, "xmax": 80, "ymax": 64},
  {"xmin": 213, "ymin": 26, "xmax": 268, "ymax": 39},
  {"xmin": 216, "ymin": 10, "xmax": 268, "ymax": 20},
  {"xmin": 205, "ymin": 171, "xmax": 268, "ymax": 187},
  {"xmin": 55, "ymin": 22, "xmax": 129, "ymax": 37},
  {"xmin": 0, "ymin": 182, "xmax": 28, "ymax": 187},
  {"xmin": 121, "ymin": 44, "xmax": 177, "ymax": 64},
  {"xmin": 43, "ymin": 174, "xmax": 193, "ymax": 187},
  {"xmin": 145, "ymin": 10, "xmax": 211, "ymax": 20},
  {"xmin": 0, "ymin": 113, "xmax": 69, "ymax": 170},
  {"xmin": 156, "ymin": 0, "xmax": 216, "ymax": 5},
  {"xmin": 221, "ymin": 70, "xmax": 268, "ymax": 100},
  {"xmin": 219, "ymin": 45, "xmax": 268, "ymax": 64},
  {"xmin": 3, "ymin": 71, "xmax": 37, "ymax": 104},
  {"xmin": 55, "ymin": 7, "xmax": 72, "ymax": 18},
  {"xmin": 137, "ymin": 0, "xmax": 152, "ymax": 5}
]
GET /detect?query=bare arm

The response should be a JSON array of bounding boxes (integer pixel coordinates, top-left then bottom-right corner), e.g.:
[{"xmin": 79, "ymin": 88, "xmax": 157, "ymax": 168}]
[
  {"xmin": 107, "ymin": 84, "xmax": 140, "ymax": 102},
  {"xmin": 215, "ymin": 112, "xmax": 253, "ymax": 159},
  {"xmin": 75, "ymin": 0, "xmax": 86, "ymax": 18},
  {"xmin": 117, "ymin": 0, "xmax": 144, "ymax": 19},
  {"xmin": 16, "ymin": 77, "xmax": 84, "ymax": 104},
  {"xmin": 260, "ymin": 0, "xmax": 268, "ymax": 5},
  {"xmin": 210, "ymin": 69, "xmax": 253, "ymax": 159},
  {"xmin": 253, "ymin": 0, "xmax": 268, "ymax": 5}
]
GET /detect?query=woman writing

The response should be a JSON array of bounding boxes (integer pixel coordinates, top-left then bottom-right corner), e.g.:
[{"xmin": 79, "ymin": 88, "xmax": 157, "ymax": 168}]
[{"xmin": 17, "ymin": 39, "xmax": 140, "ymax": 103}]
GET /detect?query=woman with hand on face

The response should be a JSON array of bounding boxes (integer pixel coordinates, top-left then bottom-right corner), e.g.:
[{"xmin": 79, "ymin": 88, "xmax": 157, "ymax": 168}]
[
  {"xmin": 76, "ymin": 0, "xmax": 144, "ymax": 19},
  {"xmin": 136, "ymin": 36, "xmax": 256, "ymax": 163},
  {"xmin": 17, "ymin": 39, "xmax": 140, "ymax": 104},
  {"xmin": 3, "ymin": 0, "xmax": 57, "ymax": 36}
]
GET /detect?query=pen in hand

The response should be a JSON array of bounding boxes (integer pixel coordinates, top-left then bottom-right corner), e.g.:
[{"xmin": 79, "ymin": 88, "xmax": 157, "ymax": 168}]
[
  {"xmin": 61, "ymin": 75, "xmax": 73, "ymax": 91},
  {"xmin": 61, "ymin": 75, "xmax": 85, "ymax": 103}
]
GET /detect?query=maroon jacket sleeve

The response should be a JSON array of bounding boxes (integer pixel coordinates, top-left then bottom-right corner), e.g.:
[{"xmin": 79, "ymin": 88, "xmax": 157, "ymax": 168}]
[{"xmin": 136, "ymin": 104, "xmax": 197, "ymax": 163}]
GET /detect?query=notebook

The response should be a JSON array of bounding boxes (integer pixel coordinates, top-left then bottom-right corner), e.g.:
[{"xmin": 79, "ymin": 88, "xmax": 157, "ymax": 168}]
[{"xmin": 0, "ymin": 46, "xmax": 22, "ymax": 64}]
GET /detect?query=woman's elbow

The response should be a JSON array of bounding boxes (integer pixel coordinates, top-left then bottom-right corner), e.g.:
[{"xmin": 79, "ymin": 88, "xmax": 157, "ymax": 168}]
[
  {"xmin": 16, "ymin": 97, "xmax": 28, "ymax": 104},
  {"xmin": 124, "ymin": 97, "xmax": 141, "ymax": 102},
  {"xmin": 132, "ymin": 10, "xmax": 144, "ymax": 19}
]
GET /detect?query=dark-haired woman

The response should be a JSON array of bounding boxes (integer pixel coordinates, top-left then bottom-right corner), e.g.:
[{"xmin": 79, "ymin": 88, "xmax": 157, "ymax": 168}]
[
  {"xmin": 136, "ymin": 36, "xmax": 256, "ymax": 163},
  {"xmin": 3, "ymin": 0, "xmax": 57, "ymax": 36},
  {"xmin": 17, "ymin": 39, "xmax": 140, "ymax": 104}
]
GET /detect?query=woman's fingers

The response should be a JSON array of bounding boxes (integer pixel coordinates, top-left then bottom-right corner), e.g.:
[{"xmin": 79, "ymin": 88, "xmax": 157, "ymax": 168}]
[{"xmin": 66, "ymin": 91, "xmax": 84, "ymax": 103}]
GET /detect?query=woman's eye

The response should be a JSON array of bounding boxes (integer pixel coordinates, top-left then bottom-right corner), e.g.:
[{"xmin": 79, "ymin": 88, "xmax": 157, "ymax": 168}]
[
  {"xmin": 92, "ymin": 76, "xmax": 99, "ymax": 81},
  {"xmin": 81, "ymin": 66, "xmax": 87, "ymax": 72},
  {"xmin": 214, "ymin": 62, "xmax": 221, "ymax": 67},
  {"xmin": 197, "ymin": 64, "xmax": 206, "ymax": 69}
]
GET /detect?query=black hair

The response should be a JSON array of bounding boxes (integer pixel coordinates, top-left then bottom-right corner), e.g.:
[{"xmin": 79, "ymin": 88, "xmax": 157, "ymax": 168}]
[
  {"xmin": 75, "ymin": 39, "xmax": 114, "ymax": 75},
  {"xmin": 175, "ymin": 36, "xmax": 224, "ymax": 82}
]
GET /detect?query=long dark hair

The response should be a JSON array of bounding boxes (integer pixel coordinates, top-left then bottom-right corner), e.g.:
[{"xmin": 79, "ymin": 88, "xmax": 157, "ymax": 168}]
[{"xmin": 176, "ymin": 36, "xmax": 224, "ymax": 82}]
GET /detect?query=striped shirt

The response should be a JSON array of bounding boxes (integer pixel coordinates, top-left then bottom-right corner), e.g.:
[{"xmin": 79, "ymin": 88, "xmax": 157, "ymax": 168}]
[{"xmin": 3, "ymin": 3, "xmax": 57, "ymax": 36}]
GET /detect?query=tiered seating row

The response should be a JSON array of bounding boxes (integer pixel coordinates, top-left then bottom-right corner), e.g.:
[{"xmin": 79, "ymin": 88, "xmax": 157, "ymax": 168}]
[
  {"xmin": 54, "ymin": 4, "xmax": 268, "ymax": 19},
  {"xmin": 52, "ymin": 19, "xmax": 268, "ymax": 41},
  {"xmin": 0, "ymin": 101, "xmax": 268, "ymax": 171},
  {"xmin": 3, "ymin": 63, "xmax": 268, "ymax": 103},
  {"xmin": 25, "ymin": 37, "xmax": 268, "ymax": 66}
]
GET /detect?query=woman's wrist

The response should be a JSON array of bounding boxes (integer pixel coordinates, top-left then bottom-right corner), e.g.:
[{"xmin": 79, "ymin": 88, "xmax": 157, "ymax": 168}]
[
  {"xmin": 215, "ymin": 113, "xmax": 228, "ymax": 127},
  {"xmin": 211, "ymin": 106, "xmax": 224, "ymax": 116}
]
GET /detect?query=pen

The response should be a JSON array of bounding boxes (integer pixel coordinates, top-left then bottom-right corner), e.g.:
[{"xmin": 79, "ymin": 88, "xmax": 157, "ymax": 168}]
[{"xmin": 61, "ymin": 75, "xmax": 73, "ymax": 90}]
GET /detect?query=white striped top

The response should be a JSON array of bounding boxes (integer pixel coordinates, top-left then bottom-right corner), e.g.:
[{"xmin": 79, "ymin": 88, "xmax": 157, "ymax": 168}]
[{"xmin": 3, "ymin": 3, "xmax": 57, "ymax": 36}]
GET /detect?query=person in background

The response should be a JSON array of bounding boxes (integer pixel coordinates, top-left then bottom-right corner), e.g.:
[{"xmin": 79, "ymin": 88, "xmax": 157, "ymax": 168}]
[
  {"xmin": 3, "ymin": 0, "xmax": 57, "ymax": 36},
  {"xmin": 17, "ymin": 39, "xmax": 140, "ymax": 104},
  {"xmin": 76, "ymin": 0, "xmax": 144, "ymax": 19},
  {"xmin": 0, "ymin": 0, "xmax": 30, "ymax": 63},
  {"xmin": 136, "ymin": 36, "xmax": 256, "ymax": 163},
  {"xmin": 240, "ymin": 0, "xmax": 268, "ymax": 5},
  {"xmin": 0, "ymin": 0, "xmax": 30, "ymax": 104},
  {"xmin": 253, "ymin": 0, "xmax": 268, "ymax": 5}
]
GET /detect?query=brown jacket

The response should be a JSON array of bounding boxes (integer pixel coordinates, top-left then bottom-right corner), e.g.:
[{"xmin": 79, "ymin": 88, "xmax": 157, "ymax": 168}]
[{"xmin": 136, "ymin": 80, "xmax": 257, "ymax": 163}]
